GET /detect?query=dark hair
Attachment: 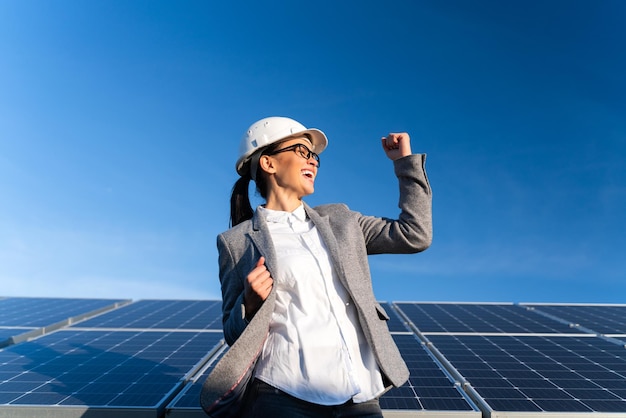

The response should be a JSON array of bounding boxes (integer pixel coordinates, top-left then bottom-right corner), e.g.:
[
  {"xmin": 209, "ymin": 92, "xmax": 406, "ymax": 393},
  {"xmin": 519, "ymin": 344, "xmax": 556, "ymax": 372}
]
[
  {"xmin": 229, "ymin": 142, "xmax": 282, "ymax": 227},
  {"xmin": 229, "ymin": 175, "xmax": 253, "ymax": 227}
]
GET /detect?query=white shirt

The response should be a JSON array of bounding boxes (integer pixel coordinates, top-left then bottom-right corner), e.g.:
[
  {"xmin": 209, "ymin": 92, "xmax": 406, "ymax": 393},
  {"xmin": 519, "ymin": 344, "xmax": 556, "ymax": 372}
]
[{"xmin": 254, "ymin": 204, "xmax": 385, "ymax": 405}]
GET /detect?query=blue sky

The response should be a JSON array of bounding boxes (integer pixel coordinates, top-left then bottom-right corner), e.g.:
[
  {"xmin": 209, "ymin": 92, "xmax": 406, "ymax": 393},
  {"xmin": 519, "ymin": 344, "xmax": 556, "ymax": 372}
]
[{"xmin": 1, "ymin": 0, "xmax": 625, "ymax": 304}]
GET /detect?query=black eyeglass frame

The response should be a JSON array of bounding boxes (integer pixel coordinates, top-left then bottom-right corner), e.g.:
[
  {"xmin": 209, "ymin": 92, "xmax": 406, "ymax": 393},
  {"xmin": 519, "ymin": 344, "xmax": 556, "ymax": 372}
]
[{"xmin": 267, "ymin": 143, "xmax": 320, "ymax": 167}]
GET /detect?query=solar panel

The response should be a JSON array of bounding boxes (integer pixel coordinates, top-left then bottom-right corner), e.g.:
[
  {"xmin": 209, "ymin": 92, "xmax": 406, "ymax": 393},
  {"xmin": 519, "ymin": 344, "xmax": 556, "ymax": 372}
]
[
  {"xmin": 0, "ymin": 297, "xmax": 129, "ymax": 348},
  {"xmin": 524, "ymin": 304, "xmax": 626, "ymax": 336},
  {"xmin": 395, "ymin": 302, "xmax": 581, "ymax": 334},
  {"xmin": 0, "ymin": 330, "xmax": 223, "ymax": 416},
  {"xmin": 0, "ymin": 297, "xmax": 129, "ymax": 328},
  {"xmin": 72, "ymin": 300, "xmax": 223, "ymax": 330},
  {"xmin": 427, "ymin": 334, "xmax": 626, "ymax": 414}
]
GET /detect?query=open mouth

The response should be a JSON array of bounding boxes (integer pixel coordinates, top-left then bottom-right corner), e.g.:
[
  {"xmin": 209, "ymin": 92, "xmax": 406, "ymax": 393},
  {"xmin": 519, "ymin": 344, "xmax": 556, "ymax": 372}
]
[{"xmin": 302, "ymin": 170, "xmax": 315, "ymax": 179}]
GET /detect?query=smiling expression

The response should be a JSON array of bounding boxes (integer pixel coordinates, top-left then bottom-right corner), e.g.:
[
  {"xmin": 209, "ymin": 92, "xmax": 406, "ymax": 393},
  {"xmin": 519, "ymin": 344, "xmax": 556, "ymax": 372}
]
[{"xmin": 261, "ymin": 137, "xmax": 319, "ymax": 209}]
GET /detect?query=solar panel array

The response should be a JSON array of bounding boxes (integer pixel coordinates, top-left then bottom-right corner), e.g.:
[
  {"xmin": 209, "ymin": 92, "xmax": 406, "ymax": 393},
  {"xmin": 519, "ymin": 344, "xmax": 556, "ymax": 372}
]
[{"xmin": 1, "ymin": 298, "xmax": 626, "ymax": 418}]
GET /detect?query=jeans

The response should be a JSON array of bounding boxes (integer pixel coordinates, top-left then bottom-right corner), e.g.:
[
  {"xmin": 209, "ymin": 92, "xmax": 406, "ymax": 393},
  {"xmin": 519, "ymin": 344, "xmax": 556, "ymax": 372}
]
[{"xmin": 241, "ymin": 379, "xmax": 384, "ymax": 418}]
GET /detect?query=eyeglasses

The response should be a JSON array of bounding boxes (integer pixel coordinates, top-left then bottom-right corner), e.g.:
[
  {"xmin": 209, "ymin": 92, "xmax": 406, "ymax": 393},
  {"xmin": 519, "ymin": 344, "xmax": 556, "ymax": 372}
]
[{"xmin": 268, "ymin": 143, "xmax": 320, "ymax": 167}]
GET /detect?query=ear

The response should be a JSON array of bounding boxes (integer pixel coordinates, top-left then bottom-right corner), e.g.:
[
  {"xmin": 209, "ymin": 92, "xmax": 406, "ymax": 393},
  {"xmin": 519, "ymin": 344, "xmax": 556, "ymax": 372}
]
[{"xmin": 258, "ymin": 155, "xmax": 277, "ymax": 174}]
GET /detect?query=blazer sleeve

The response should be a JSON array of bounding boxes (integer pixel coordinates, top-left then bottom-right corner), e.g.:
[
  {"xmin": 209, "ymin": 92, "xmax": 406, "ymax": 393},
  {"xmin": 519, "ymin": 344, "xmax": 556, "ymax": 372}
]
[
  {"xmin": 217, "ymin": 233, "xmax": 249, "ymax": 346},
  {"xmin": 359, "ymin": 153, "xmax": 433, "ymax": 254}
]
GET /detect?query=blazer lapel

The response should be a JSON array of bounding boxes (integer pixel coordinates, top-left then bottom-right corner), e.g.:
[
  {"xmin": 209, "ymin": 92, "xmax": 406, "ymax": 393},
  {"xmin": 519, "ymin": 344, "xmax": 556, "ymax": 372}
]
[
  {"xmin": 249, "ymin": 203, "xmax": 350, "ymax": 293},
  {"xmin": 303, "ymin": 202, "xmax": 351, "ymax": 291},
  {"xmin": 248, "ymin": 210, "xmax": 280, "ymax": 280}
]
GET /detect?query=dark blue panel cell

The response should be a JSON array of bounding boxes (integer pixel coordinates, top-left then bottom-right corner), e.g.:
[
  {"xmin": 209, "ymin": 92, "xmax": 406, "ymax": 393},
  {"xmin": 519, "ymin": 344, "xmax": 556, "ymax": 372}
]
[
  {"xmin": 520, "ymin": 388, "xmax": 574, "ymax": 400},
  {"xmin": 593, "ymin": 380, "xmax": 626, "ymax": 390},
  {"xmin": 410, "ymin": 376, "xmax": 453, "ymax": 387},
  {"xmin": 379, "ymin": 395, "xmax": 422, "ymax": 410},
  {"xmin": 550, "ymin": 379, "xmax": 598, "ymax": 389},
  {"xmin": 420, "ymin": 397, "xmax": 477, "ymax": 410},
  {"xmin": 567, "ymin": 389, "xmax": 622, "ymax": 400},
  {"xmin": 477, "ymin": 387, "xmax": 527, "ymax": 399},
  {"xmin": 536, "ymin": 398, "xmax": 593, "ymax": 412}
]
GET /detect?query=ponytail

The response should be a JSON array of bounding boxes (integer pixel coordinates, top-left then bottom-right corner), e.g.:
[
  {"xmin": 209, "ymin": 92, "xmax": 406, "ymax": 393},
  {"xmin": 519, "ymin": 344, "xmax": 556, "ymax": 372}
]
[
  {"xmin": 229, "ymin": 141, "xmax": 279, "ymax": 227},
  {"xmin": 230, "ymin": 176, "xmax": 253, "ymax": 227}
]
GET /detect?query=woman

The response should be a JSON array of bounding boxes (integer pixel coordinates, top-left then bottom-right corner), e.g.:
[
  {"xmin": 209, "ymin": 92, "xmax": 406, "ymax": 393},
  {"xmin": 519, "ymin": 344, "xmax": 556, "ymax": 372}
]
[{"xmin": 201, "ymin": 116, "xmax": 432, "ymax": 418}]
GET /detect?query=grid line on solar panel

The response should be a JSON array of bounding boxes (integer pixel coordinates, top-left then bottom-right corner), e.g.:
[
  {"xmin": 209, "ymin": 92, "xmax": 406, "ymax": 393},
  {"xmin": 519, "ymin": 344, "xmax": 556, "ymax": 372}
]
[
  {"xmin": 524, "ymin": 304, "xmax": 626, "ymax": 335},
  {"xmin": 426, "ymin": 334, "xmax": 626, "ymax": 413},
  {"xmin": 0, "ymin": 330, "xmax": 223, "ymax": 409},
  {"xmin": 72, "ymin": 300, "xmax": 223, "ymax": 330},
  {"xmin": 395, "ymin": 302, "xmax": 581, "ymax": 334}
]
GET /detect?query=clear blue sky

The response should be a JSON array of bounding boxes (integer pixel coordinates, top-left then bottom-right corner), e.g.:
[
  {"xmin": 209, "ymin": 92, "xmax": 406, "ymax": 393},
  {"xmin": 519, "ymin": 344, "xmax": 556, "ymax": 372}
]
[{"xmin": 1, "ymin": 1, "xmax": 625, "ymax": 303}]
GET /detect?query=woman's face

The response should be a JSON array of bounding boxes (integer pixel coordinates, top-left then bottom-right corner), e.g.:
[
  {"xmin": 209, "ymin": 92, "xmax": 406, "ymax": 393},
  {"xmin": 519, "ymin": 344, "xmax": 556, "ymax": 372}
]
[{"xmin": 265, "ymin": 137, "xmax": 319, "ymax": 199}]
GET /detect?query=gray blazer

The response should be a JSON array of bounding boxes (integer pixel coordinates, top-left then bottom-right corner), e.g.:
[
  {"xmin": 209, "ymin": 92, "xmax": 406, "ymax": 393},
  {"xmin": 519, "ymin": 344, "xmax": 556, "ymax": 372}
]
[{"xmin": 201, "ymin": 154, "xmax": 432, "ymax": 410}]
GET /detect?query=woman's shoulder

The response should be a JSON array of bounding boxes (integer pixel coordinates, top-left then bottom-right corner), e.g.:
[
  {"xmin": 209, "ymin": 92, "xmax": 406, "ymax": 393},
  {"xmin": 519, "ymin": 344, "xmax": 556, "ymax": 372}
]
[
  {"xmin": 218, "ymin": 218, "xmax": 253, "ymax": 239},
  {"xmin": 311, "ymin": 202, "xmax": 351, "ymax": 215}
]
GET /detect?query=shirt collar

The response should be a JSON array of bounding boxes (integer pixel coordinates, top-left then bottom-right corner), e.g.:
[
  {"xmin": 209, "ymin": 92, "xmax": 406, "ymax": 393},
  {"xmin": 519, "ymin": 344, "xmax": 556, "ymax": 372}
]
[{"xmin": 259, "ymin": 204, "xmax": 307, "ymax": 224}]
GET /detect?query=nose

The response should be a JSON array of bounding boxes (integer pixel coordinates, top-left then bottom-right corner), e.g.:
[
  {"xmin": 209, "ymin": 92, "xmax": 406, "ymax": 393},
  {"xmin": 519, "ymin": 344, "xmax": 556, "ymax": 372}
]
[{"xmin": 307, "ymin": 157, "xmax": 319, "ymax": 168}]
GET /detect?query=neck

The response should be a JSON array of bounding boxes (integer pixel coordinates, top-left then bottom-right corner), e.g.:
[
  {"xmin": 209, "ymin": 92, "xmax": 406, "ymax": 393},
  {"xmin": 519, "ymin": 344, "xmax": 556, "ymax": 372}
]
[{"xmin": 265, "ymin": 192, "xmax": 303, "ymax": 212}]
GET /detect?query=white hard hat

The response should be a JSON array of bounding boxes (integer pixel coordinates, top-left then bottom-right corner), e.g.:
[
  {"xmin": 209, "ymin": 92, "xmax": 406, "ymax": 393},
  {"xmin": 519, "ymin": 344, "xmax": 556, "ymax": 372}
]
[{"xmin": 236, "ymin": 116, "xmax": 328, "ymax": 175}]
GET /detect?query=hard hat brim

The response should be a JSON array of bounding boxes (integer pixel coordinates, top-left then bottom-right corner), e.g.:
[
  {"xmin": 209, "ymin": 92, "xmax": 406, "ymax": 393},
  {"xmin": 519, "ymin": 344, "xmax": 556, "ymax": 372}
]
[
  {"xmin": 301, "ymin": 128, "xmax": 328, "ymax": 154},
  {"xmin": 236, "ymin": 127, "xmax": 328, "ymax": 176}
]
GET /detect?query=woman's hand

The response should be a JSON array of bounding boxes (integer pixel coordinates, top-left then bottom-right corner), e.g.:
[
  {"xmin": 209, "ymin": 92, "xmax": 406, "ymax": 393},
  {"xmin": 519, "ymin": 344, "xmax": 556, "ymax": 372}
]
[
  {"xmin": 243, "ymin": 256, "xmax": 273, "ymax": 320},
  {"xmin": 381, "ymin": 133, "xmax": 412, "ymax": 161}
]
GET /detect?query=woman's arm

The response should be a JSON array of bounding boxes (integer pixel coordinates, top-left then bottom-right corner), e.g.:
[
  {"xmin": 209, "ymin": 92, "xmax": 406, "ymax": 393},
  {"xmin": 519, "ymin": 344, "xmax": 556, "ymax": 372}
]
[
  {"xmin": 359, "ymin": 133, "xmax": 433, "ymax": 254},
  {"xmin": 217, "ymin": 234, "xmax": 248, "ymax": 346}
]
